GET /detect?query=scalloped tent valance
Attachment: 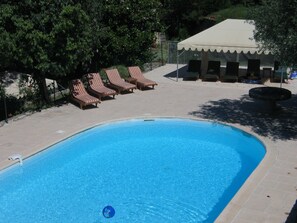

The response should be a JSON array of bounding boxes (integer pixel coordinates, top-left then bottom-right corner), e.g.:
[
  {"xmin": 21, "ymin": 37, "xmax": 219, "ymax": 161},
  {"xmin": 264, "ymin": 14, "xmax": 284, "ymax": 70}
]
[{"xmin": 177, "ymin": 19, "xmax": 270, "ymax": 55}]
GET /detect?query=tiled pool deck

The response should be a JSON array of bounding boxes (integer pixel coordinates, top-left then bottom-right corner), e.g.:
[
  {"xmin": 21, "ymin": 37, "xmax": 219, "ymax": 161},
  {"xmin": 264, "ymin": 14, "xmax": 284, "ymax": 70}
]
[{"xmin": 0, "ymin": 64, "xmax": 297, "ymax": 222}]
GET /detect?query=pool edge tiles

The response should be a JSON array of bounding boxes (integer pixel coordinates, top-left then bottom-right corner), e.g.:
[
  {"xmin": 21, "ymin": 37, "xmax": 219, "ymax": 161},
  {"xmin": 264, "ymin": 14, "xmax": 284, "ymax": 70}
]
[
  {"xmin": 214, "ymin": 123, "xmax": 275, "ymax": 223},
  {"xmin": 0, "ymin": 117, "xmax": 143, "ymax": 171}
]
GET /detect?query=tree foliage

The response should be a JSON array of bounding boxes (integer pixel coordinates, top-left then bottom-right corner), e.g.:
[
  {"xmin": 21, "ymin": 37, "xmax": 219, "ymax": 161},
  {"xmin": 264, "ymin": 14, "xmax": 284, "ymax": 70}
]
[
  {"xmin": 251, "ymin": 0, "xmax": 297, "ymax": 66},
  {"xmin": 160, "ymin": 0, "xmax": 261, "ymax": 39},
  {"xmin": 160, "ymin": 0, "xmax": 229, "ymax": 39},
  {"xmin": 0, "ymin": 1, "xmax": 162, "ymax": 74},
  {"xmin": 98, "ymin": 0, "xmax": 162, "ymax": 67},
  {"xmin": 0, "ymin": 1, "xmax": 93, "ymax": 79}
]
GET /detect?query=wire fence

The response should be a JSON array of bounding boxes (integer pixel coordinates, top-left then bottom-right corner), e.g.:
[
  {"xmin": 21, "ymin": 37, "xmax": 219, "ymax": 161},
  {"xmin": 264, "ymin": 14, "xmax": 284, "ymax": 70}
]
[
  {"xmin": 0, "ymin": 74, "xmax": 69, "ymax": 124},
  {"xmin": 144, "ymin": 41, "xmax": 178, "ymax": 71}
]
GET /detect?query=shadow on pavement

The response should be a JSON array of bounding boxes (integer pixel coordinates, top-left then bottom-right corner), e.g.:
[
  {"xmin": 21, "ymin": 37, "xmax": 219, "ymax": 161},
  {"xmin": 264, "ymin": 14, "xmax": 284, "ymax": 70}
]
[
  {"xmin": 189, "ymin": 94, "xmax": 297, "ymax": 140},
  {"xmin": 164, "ymin": 65, "xmax": 188, "ymax": 80},
  {"xmin": 286, "ymin": 199, "xmax": 297, "ymax": 223}
]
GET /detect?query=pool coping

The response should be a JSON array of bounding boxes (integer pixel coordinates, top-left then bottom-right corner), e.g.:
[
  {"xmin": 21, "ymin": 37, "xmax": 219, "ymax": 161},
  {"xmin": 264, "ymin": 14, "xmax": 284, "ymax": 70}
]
[{"xmin": 215, "ymin": 123, "xmax": 276, "ymax": 222}]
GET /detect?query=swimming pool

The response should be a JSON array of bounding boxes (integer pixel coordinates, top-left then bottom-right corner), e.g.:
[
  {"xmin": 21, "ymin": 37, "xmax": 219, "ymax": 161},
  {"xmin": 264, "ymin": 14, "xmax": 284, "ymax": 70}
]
[{"xmin": 0, "ymin": 118, "xmax": 265, "ymax": 223}]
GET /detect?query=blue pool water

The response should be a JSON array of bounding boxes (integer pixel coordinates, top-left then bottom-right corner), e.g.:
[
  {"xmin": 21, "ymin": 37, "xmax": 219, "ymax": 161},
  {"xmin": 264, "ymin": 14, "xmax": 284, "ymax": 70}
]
[{"xmin": 0, "ymin": 119, "xmax": 265, "ymax": 223}]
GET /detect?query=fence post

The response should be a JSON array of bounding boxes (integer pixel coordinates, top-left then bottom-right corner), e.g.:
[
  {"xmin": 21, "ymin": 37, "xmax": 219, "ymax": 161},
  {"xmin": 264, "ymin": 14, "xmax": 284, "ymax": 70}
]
[
  {"xmin": 161, "ymin": 41, "xmax": 164, "ymax": 66},
  {"xmin": 0, "ymin": 80, "xmax": 8, "ymax": 123},
  {"xmin": 4, "ymin": 93, "xmax": 8, "ymax": 123}
]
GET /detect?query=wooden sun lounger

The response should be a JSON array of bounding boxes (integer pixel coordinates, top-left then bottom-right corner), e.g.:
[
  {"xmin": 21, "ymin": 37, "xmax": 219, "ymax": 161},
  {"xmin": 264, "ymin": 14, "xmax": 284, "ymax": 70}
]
[
  {"xmin": 128, "ymin": 66, "xmax": 158, "ymax": 90},
  {"xmin": 105, "ymin": 68, "xmax": 136, "ymax": 93},
  {"xmin": 85, "ymin": 73, "xmax": 117, "ymax": 100},
  {"xmin": 69, "ymin": 79, "xmax": 100, "ymax": 109}
]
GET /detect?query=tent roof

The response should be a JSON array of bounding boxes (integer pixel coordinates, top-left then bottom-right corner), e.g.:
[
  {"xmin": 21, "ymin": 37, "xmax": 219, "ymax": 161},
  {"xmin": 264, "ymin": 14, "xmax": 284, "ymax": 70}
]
[{"xmin": 177, "ymin": 19, "xmax": 268, "ymax": 54}]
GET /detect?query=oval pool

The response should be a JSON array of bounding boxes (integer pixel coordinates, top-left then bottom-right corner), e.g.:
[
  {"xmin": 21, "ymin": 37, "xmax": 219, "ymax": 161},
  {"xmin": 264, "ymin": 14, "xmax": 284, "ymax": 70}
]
[{"xmin": 0, "ymin": 118, "xmax": 265, "ymax": 223}]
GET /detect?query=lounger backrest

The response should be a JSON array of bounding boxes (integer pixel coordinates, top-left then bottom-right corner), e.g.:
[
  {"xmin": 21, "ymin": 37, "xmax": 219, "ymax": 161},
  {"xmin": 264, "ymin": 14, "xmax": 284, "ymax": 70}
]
[
  {"xmin": 128, "ymin": 66, "xmax": 143, "ymax": 79},
  {"xmin": 207, "ymin": 61, "xmax": 221, "ymax": 75},
  {"xmin": 105, "ymin": 69, "xmax": 123, "ymax": 83},
  {"xmin": 225, "ymin": 62, "xmax": 239, "ymax": 76},
  {"xmin": 187, "ymin": 60, "xmax": 201, "ymax": 73},
  {"xmin": 70, "ymin": 79, "xmax": 88, "ymax": 96},
  {"xmin": 247, "ymin": 59, "xmax": 260, "ymax": 76},
  {"xmin": 87, "ymin": 73, "xmax": 104, "ymax": 87}
]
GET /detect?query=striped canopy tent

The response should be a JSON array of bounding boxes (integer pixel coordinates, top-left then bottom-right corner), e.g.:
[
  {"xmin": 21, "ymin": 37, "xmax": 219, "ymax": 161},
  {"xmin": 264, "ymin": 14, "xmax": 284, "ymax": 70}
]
[{"xmin": 176, "ymin": 19, "xmax": 270, "ymax": 80}]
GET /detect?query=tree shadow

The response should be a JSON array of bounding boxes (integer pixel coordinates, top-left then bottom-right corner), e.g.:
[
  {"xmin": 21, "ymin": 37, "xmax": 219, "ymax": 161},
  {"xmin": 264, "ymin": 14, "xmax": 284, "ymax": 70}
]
[
  {"xmin": 189, "ymin": 94, "xmax": 297, "ymax": 140},
  {"xmin": 286, "ymin": 199, "xmax": 297, "ymax": 223}
]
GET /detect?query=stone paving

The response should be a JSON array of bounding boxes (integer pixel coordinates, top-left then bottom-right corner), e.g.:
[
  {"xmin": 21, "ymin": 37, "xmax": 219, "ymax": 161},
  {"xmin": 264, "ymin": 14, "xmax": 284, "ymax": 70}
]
[{"xmin": 0, "ymin": 64, "xmax": 297, "ymax": 222}]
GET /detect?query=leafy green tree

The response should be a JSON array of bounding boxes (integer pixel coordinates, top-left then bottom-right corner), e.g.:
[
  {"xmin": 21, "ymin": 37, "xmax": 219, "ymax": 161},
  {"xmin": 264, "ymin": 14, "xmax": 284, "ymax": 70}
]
[
  {"xmin": 230, "ymin": 0, "xmax": 261, "ymax": 5},
  {"xmin": 0, "ymin": 4, "xmax": 16, "ymax": 69},
  {"xmin": 98, "ymin": 0, "xmax": 162, "ymax": 67},
  {"xmin": 160, "ymin": 0, "xmax": 262, "ymax": 39},
  {"xmin": 160, "ymin": 0, "xmax": 232, "ymax": 39},
  {"xmin": 251, "ymin": 0, "xmax": 297, "ymax": 66},
  {"xmin": 0, "ymin": 1, "xmax": 94, "ymax": 101}
]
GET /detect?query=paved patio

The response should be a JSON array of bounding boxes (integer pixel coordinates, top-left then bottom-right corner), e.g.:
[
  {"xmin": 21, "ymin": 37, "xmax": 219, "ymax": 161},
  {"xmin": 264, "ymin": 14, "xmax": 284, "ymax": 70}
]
[{"xmin": 1, "ymin": 64, "xmax": 297, "ymax": 222}]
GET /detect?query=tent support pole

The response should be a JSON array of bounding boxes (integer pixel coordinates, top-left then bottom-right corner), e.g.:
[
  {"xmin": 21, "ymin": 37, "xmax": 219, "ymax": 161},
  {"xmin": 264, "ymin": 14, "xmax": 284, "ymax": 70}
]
[
  {"xmin": 236, "ymin": 53, "xmax": 239, "ymax": 62},
  {"xmin": 176, "ymin": 49, "xmax": 185, "ymax": 82},
  {"xmin": 280, "ymin": 65, "xmax": 286, "ymax": 88},
  {"xmin": 280, "ymin": 67, "xmax": 283, "ymax": 88}
]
